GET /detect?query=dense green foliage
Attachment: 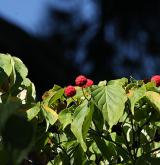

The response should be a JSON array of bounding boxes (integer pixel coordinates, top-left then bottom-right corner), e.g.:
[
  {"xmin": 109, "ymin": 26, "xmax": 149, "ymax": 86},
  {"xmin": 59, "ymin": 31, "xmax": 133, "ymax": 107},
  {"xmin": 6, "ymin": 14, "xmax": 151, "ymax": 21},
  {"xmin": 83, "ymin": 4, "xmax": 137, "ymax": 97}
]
[{"xmin": 0, "ymin": 53, "xmax": 160, "ymax": 165}]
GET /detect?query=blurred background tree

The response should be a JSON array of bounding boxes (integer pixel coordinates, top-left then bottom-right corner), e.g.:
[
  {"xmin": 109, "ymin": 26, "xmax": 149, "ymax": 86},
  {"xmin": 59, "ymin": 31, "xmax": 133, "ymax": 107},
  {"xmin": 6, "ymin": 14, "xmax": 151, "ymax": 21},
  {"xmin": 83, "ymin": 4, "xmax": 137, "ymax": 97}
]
[{"xmin": 0, "ymin": 0, "xmax": 160, "ymax": 97}]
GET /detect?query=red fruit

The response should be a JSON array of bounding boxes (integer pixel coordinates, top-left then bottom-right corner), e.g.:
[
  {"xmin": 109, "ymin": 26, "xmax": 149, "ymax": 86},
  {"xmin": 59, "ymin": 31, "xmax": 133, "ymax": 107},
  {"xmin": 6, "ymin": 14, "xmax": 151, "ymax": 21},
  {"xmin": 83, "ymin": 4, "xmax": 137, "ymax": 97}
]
[
  {"xmin": 83, "ymin": 79, "xmax": 94, "ymax": 87},
  {"xmin": 151, "ymin": 75, "xmax": 160, "ymax": 86},
  {"xmin": 75, "ymin": 75, "xmax": 87, "ymax": 87},
  {"xmin": 64, "ymin": 85, "xmax": 76, "ymax": 97}
]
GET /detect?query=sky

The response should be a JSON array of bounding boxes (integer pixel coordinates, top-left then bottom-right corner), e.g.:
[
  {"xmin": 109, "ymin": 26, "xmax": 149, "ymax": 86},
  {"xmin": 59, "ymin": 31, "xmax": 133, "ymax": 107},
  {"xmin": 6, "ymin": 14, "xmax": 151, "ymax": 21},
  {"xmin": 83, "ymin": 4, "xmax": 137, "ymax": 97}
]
[
  {"xmin": 0, "ymin": 0, "xmax": 48, "ymax": 35},
  {"xmin": 0, "ymin": 0, "xmax": 157, "ymax": 77}
]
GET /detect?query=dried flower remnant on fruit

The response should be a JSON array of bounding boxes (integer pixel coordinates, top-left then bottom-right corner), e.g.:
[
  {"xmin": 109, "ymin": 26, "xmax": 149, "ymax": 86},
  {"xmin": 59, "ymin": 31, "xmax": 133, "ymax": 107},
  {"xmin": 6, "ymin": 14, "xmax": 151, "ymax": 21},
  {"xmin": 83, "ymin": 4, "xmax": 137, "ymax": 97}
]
[
  {"xmin": 151, "ymin": 75, "xmax": 160, "ymax": 86},
  {"xmin": 75, "ymin": 75, "xmax": 87, "ymax": 87},
  {"xmin": 64, "ymin": 85, "xmax": 76, "ymax": 97}
]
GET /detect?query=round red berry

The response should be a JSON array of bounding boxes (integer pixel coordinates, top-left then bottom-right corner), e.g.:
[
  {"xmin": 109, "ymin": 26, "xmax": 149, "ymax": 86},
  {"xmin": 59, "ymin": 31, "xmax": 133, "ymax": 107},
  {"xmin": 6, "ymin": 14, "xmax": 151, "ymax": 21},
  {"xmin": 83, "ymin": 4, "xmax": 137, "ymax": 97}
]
[
  {"xmin": 64, "ymin": 85, "xmax": 76, "ymax": 97},
  {"xmin": 75, "ymin": 75, "xmax": 87, "ymax": 87},
  {"xmin": 83, "ymin": 79, "xmax": 94, "ymax": 87},
  {"xmin": 151, "ymin": 75, "xmax": 160, "ymax": 86}
]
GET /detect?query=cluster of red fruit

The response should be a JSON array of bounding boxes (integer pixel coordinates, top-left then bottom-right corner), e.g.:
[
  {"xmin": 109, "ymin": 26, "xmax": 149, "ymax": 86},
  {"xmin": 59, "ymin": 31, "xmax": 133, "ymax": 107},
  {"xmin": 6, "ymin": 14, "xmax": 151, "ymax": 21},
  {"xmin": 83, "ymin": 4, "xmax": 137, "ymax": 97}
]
[
  {"xmin": 64, "ymin": 75, "xmax": 94, "ymax": 97},
  {"xmin": 151, "ymin": 75, "xmax": 160, "ymax": 87}
]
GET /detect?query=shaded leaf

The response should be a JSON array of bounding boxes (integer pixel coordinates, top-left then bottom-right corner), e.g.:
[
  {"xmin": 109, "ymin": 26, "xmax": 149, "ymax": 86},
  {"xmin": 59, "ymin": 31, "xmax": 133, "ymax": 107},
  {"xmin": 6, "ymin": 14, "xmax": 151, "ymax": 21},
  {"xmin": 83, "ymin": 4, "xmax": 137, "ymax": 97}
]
[{"xmin": 3, "ymin": 114, "xmax": 34, "ymax": 149}]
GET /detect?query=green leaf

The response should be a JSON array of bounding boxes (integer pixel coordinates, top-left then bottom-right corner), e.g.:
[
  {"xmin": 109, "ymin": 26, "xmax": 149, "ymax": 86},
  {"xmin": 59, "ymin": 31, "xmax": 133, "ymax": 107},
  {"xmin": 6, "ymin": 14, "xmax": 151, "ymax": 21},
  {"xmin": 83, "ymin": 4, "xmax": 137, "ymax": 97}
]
[
  {"xmin": 12, "ymin": 56, "xmax": 28, "ymax": 80},
  {"xmin": 41, "ymin": 105, "xmax": 58, "ymax": 125},
  {"xmin": 71, "ymin": 100, "xmax": 93, "ymax": 151},
  {"xmin": 128, "ymin": 86, "xmax": 146, "ymax": 114},
  {"xmin": 59, "ymin": 108, "xmax": 72, "ymax": 130},
  {"xmin": 98, "ymin": 80, "xmax": 107, "ymax": 86},
  {"xmin": 146, "ymin": 91, "xmax": 160, "ymax": 114},
  {"xmin": 108, "ymin": 78, "xmax": 128, "ymax": 87},
  {"xmin": 0, "ymin": 96, "xmax": 22, "ymax": 131},
  {"xmin": 26, "ymin": 103, "xmax": 40, "ymax": 121},
  {"xmin": 136, "ymin": 157, "xmax": 160, "ymax": 165},
  {"xmin": 59, "ymin": 152, "xmax": 70, "ymax": 165},
  {"xmin": 93, "ymin": 135, "xmax": 116, "ymax": 161},
  {"xmin": 0, "ymin": 149, "xmax": 8, "ymax": 165},
  {"xmin": 47, "ymin": 155, "xmax": 62, "ymax": 165},
  {"xmin": 21, "ymin": 78, "xmax": 36, "ymax": 102},
  {"xmin": 145, "ymin": 82, "xmax": 156, "ymax": 91},
  {"xmin": 92, "ymin": 104, "xmax": 104, "ymax": 132},
  {"xmin": 49, "ymin": 88, "xmax": 64, "ymax": 106},
  {"xmin": 0, "ymin": 53, "xmax": 13, "ymax": 77},
  {"xmin": 73, "ymin": 145, "xmax": 87, "ymax": 165},
  {"xmin": 91, "ymin": 85, "xmax": 127, "ymax": 128}
]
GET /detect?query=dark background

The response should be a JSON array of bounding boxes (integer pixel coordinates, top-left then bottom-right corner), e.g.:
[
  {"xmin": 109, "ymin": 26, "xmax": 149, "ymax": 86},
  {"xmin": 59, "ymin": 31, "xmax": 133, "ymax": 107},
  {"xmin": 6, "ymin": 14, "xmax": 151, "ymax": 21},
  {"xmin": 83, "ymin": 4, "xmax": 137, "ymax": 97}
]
[{"xmin": 1, "ymin": 0, "xmax": 160, "ymax": 97}]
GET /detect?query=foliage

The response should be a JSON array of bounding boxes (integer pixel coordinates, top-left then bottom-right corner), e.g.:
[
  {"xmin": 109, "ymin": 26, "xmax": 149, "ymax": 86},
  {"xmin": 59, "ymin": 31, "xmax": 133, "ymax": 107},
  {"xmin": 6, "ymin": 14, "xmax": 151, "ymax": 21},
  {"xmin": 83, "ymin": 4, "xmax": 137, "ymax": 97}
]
[{"xmin": 0, "ymin": 53, "xmax": 160, "ymax": 165}]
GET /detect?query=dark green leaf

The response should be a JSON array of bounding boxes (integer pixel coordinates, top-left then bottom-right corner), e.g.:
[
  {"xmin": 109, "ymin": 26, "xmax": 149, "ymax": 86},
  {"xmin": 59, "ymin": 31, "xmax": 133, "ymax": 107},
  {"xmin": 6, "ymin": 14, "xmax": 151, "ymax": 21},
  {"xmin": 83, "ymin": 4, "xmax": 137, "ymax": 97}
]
[
  {"xmin": 92, "ymin": 104, "xmax": 104, "ymax": 132},
  {"xmin": 3, "ymin": 114, "xmax": 34, "ymax": 149}
]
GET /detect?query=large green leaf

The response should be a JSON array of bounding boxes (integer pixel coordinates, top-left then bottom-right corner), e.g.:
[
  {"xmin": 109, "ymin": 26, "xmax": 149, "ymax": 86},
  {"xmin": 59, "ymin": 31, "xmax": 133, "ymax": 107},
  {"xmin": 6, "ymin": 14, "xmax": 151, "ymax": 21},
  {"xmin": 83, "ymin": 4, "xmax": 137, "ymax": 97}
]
[
  {"xmin": 3, "ymin": 114, "xmax": 34, "ymax": 150},
  {"xmin": 108, "ymin": 78, "xmax": 128, "ymax": 87},
  {"xmin": 91, "ymin": 85, "xmax": 127, "ymax": 128},
  {"xmin": 21, "ymin": 78, "xmax": 36, "ymax": 101},
  {"xmin": 26, "ymin": 103, "xmax": 40, "ymax": 121},
  {"xmin": 128, "ymin": 86, "xmax": 146, "ymax": 114},
  {"xmin": 0, "ymin": 53, "xmax": 13, "ymax": 77},
  {"xmin": 136, "ymin": 157, "xmax": 160, "ymax": 165},
  {"xmin": 92, "ymin": 104, "xmax": 104, "ymax": 132},
  {"xmin": 93, "ymin": 135, "xmax": 116, "ymax": 161},
  {"xmin": 146, "ymin": 91, "xmax": 160, "ymax": 114},
  {"xmin": 72, "ymin": 145, "xmax": 87, "ymax": 165},
  {"xmin": 2, "ymin": 114, "xmax": 34, "ymax": 165},
  {"xmin": 59, "ymin": 108, "xmax": 72, "ymax": 130},
  {"xmin": 0, "ymin": 96, "xmax": 22, "ymax": 131},
  {"xmin": 41, "ymin": 105, "xmax": 58, "ymax": 125},
  {"xmin": 48, "ymin": 88, "xmax": 64, "ymax": 106},
  {"xmin": 12, "ymin": 56, "xmax": 28, "ymax": 80},
  {"xmin": 71, "ymin": 100, "xmax": 93, "ymax": 151}
]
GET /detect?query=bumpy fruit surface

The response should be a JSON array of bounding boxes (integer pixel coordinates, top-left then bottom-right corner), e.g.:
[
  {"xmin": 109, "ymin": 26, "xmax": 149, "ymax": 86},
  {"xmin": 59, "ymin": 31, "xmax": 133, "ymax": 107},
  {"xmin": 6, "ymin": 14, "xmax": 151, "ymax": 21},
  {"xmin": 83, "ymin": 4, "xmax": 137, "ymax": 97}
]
[
  {"xmin": 83, "ymin": 79, "xmax": 94, "ymax": 87},
  {"xmin": 64, "ymin": 85, "xmax": 76, "ymax": 97},
  {"xmin": 75, "ymin": 75, "xmax": 87, "ymax": 87},
  {"xmin": 151, "ymin": 75, "xmax": 160, "ymax": 86}
]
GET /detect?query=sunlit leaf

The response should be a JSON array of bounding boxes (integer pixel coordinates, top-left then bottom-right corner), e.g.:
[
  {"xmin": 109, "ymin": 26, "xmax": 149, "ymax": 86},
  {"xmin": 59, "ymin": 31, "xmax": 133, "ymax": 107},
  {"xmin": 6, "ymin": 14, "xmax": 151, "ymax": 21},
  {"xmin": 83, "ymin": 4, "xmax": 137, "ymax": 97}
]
[
  {"xmin": 26, "ymin": 103, "xmax": 40, "ymax": 121},
  {"xmin": 59, "ymin": 108, "xmax": 72, "ymax": 130},
  {"xmin": 42, "ymin": 105, "xmax": 58, "ymax": 125},
  {"xmin": 71, "ymin": 100, "xmax": 93, "ymax": 151},
  {"xmin": 91, "ymin": 85, "xmax": 127, "ymax": 128},
  {"xmin": 128, "ymin": 86, "xmax": 146, "ymax": 114}
]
